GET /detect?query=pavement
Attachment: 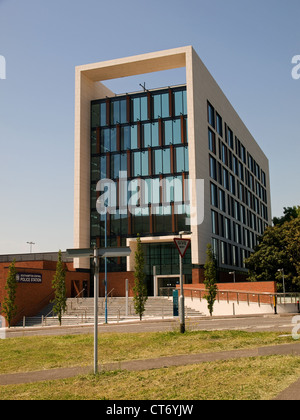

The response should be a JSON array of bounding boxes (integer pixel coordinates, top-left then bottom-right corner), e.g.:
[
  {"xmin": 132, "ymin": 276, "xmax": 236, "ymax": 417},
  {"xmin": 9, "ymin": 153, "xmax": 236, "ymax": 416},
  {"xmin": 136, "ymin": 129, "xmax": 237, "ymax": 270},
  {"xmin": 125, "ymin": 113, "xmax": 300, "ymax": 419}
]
[{"xmin": 1, "ymin": 341, "xmax": 300, "ymax": 399}]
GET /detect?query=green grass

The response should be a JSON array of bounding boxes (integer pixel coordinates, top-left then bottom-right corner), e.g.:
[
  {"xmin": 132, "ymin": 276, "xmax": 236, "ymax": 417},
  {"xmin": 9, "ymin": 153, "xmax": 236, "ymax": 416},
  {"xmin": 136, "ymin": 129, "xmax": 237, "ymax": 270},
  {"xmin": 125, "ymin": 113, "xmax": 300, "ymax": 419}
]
[
  {"xmin": 1, "ymin": 355, "xmax": 300, "ymax": 400},
  {"xmin": 0, "ymin": 329, "xmax": 295, "ymax": 375}
]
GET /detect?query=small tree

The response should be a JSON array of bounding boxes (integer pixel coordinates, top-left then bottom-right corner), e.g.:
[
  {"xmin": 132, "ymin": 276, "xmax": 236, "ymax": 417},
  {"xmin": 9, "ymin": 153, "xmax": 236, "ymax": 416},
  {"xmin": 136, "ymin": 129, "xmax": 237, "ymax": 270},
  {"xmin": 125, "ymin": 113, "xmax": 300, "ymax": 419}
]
[
  {"xmin": 133, "ymin": 235, "xmax": 148, "ymax": 321},
  {"xmin": 204, "ymin": 243, "xmax": 218, "ymax": 316},
  {"xmin": 52, "ymin": 250, "xmax": 67, "ymax": 326},
  {"xmin": 2, "ymin": 260, "xmax": 18, "ymax": 327}
]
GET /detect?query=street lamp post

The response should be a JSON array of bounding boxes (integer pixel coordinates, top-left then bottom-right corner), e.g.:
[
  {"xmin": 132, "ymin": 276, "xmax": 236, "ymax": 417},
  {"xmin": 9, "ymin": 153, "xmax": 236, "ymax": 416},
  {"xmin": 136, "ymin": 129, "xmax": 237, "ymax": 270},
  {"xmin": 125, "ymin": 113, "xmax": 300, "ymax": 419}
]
[
  {"xmin": 229, "ymin": 271, "xmax": 236, "ymax": 283},
  {"xmin": 277, "ymin": 268, "xmax": 286, "ymax": 296},
  {"xmin": 178, "ymin": 231, "xmax": 192, "ymax": 334},
  {"xmin": 26, "ymin": 242, "xmax": 35, "ymax": 253}
]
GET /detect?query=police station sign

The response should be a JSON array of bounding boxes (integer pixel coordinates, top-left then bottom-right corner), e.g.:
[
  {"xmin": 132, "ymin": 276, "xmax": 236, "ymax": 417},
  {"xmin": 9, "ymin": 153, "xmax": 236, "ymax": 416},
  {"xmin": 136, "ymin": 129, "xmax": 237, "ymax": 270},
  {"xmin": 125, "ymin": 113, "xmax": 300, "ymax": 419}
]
[{"xmin": 16, "ymin": 273, "xmax": 42, "ymax": 284}]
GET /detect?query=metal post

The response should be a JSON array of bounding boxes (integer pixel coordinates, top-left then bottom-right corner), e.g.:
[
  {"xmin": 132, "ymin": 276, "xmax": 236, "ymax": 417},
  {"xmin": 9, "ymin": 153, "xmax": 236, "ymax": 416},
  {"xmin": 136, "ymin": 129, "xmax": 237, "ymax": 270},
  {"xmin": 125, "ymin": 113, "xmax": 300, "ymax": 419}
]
[
  {"xmin": 105, "ymin": 209, "xmax": 108, "ymax": 324},
  {"xmin": 125, "ymin": 278, "xmax": 129, "ymax": 317},
  {"xmin": 179, "ymin": 253, "xmax": 185, "ymax": 333},
  {"xmin": 94, "ymin": 247, "xmax": 99, "ymax": 375}
]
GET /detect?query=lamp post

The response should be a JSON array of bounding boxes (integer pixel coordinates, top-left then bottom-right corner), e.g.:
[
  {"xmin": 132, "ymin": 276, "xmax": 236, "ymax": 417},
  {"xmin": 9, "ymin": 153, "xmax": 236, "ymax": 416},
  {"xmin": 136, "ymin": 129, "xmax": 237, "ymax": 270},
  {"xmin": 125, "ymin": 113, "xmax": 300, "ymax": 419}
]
[
  {"xmin": 229, "ymin": 271, "xmax": 236, "ymax": 283},
  {"xmin": 26, "ymin": 241, "xmax": 35, "ymax": 253},
  {"xmin": 277, "ymin": 268, "xmax": 286, "ymax": 295},
  {"xmin": 178, "ymin": 231, "xmax": 192, "ymax": 334}
]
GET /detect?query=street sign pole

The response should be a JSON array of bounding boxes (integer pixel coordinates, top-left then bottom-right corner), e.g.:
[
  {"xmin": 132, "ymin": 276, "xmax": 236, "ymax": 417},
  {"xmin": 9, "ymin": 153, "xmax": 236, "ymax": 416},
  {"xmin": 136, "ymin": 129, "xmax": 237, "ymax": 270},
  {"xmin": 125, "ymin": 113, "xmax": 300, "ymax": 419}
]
[
  {"xmin": 105, "ymin": 209, "xmax": 108, "ymax": 324},
  {"xmin": 93, "ymin": 247, "xmax": 99, "ymax": 374},
  {"xmin": 174, "ymin": 233, "xmax": 191, "ymax": 334}
]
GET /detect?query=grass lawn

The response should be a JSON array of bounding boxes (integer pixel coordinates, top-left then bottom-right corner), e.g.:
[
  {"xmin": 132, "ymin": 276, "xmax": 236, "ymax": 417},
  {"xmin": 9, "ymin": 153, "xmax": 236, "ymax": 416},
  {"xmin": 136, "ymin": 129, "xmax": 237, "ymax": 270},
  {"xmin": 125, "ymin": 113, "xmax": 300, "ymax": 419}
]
[
  {"xmin": 0, "ymin": 329, "xmax": 295, "ymax": 374},
  {"xmin": 0, "ymin": 330, "xmax": 298, "ymax": 400},
  {"xmin": 1, "ymin": 355, "xmax": 300, "ymax": 400}
]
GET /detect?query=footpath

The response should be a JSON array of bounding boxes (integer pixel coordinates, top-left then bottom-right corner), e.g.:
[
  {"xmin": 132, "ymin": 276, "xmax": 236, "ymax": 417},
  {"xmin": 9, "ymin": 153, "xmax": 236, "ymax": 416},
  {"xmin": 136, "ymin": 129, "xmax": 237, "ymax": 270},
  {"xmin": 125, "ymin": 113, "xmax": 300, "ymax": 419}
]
[{"xmin": 1, "ymin": 342, "xmax": 300, "ymax": 400}]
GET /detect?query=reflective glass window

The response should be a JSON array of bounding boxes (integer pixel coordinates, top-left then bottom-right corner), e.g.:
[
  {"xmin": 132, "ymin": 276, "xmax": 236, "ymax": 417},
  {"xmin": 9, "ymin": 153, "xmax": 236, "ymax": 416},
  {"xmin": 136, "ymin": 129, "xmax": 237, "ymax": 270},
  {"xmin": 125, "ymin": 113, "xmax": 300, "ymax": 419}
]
[
  {"xmin": 91, "ymin": 130, "xmax": 97, "ymax": 154},
  {"xmin": 101, "ymin": 128, "xmax": 110, "ymax": 153},
  {"xmin": 140, "ymin": 96, "xmax": 148, "ymax": 121},
  {"xmin": 132, "ymin": 97, "xmax": 140, "ymax": 122},
  {"xmin": 130, "ymin": 125, "xmax": 138, "ymax": 149},
  {"xmin": 110, "ymin": 127, "xmax": 117, "ymax": 152},
  {"xmin": 183, "ymin": 90, "xmax": 187, "ymax": 115},
  {"xmin": 164, "ymin": 120, "xmax": 172, "ymax": 145},
  {"xmin": 111, "ymin": 101, "xmax": 120, "ymax": 125},
  {"xmin": 120, "ymin": 99, "xmax": 127, "ymax": 124},
  {"xmin": 91, "ymin": 157, "xmax": 100, "ymax": 181},
  {"xmin": 153, "ymin": 94, "xmax": 161, "ymax": 119},
  {"xmin": 176, "ymin": 146, "xmax": 185, "ymax": 172},
  {"xmin": 121, "ymin": 126, "xmax": 130, "ymax": 150},
  {"xmin": 141, "ymin": 151, "xmax": 148, "ymax": 176},
  {"xmin": 151, "ymin": 122, "xmax": 159, "ymax": 147},
  {"xmin": 174, "ymin": 91, "xmax": 183, "ymax": 116},
  {"xmin": 154, "ymin": 150, "xmax": 163, "ymax": 174},
  {"xmin": 133, "ymin": 152, "xmax": 141, "ymax": 177},
  {"xmin": 100, "ymin": 102, "xmax": 106, "ymax": 127},
  {"xmin": 91, "ymin": 103, "xmax": 100, "ymax": 128},
  {"xmin": 100, "ymin": 155, "xmax": 106, "ymax": 179},
  {"xmin": 142, "ymin": 123, "xmax": 151, "ymax": 147},
  {"xmin": 173, "ymin": 119, "xmax": 181, "ymax": 144},
  {"xmin": 163, "ymin": 148, "xmax": 171, "ymax": 174},
  {"xmin": 184, "ymin": 146, "xmax": 189, "ymax": 172},
  {"xmin": 161, "ymin": 93, "xmax": 169, "ymax": 118}
]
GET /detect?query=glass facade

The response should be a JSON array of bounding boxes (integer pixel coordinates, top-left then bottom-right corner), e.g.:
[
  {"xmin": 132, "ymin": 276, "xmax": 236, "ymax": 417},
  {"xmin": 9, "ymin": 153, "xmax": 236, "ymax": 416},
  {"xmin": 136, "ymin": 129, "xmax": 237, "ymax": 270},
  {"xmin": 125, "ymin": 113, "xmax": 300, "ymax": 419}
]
[
  {"xmin": 207, "ymin": 101, "xmax": 269, "ymax": 270},
  {"xmin": 90, "ymin": 86, "xmax": 191, "ymax": 288}
]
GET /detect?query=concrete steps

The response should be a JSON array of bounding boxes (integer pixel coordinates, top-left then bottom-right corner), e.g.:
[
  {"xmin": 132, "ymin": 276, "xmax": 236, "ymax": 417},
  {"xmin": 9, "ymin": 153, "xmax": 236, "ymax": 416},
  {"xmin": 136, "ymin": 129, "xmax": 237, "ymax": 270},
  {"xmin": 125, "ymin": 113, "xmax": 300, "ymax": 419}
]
[{"xmin": 18, "ymin": 296, "xmax": 204, "ymax": 327}]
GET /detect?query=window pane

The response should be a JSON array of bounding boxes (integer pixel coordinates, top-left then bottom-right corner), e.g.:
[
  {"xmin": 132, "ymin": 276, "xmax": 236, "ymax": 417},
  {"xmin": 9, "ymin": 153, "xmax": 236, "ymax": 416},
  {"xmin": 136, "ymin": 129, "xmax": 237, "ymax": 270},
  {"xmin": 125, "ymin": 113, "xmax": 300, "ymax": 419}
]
[
  {"xmin": 176, "ymin": 146, "xmax": 185, "ymax": 172},
  {"xmin": 91, "ymin": 103, "xmax": 100, "ymax": 128},
  {"xmin": 91, "ymin": 130, "xmax": 97, "ymax": 154},
  {"xmin": 130, "ymin": 125, "xmax": 138, "ymax": 149},
  {"xmin": 153, "ymin": 94, "xmax": 161, "ymax": 119},
  {"xmin": 91, "ymin": 157, "xmax": 100, "ymax": 181},
  {"xmin": 164, "ymin": 120, "xmax": 172, "ymax": 145},
  {"xmin": 132, "ymin": 97, "xmax": 140, "ymax": 122},
  {"xmin": 154, "ymin": 149, "xmax": 163, "ymax": 174},
  {"xmin": 184, "ymin": 147, "xmax": 189, "ymax": 172},
  {"xmin": 183, "ymin": 90, "xmax": 187, "ymax": 115},
  {"xmin": 110, "ymin": 127, "xmax": 117, "ymax": 152},
  {"xmin": 140, "ymin": 96, "xmax": 148, "ymax": 121},
  {"xmin": 173, "ymin": 119, "xmax": 181, "ymax": 144},
  {"xmin": 111, "ymin": 101, "xmax": 119, "ymax": 125},
  {"xmin": 100, "ymin": 102, "xmax": 106, "ymax": 127},
  {"xmin": 161, "ymin": 93, "xmax": 169, "ymax": 118},
  {"xmin": 142, "ymin": 123, "xmax": 151, "ymax": 147},
  {"xmin": 152, "ymin": 178, "xmax": 160, "ymax": 204},
  {"xmin": 163, "ymin": 148, "xmax": 171, "ymax": 174},
  {"xmin": 133, "ymin": 152, "xmax": 141, "ymax": 176},
  {"xmin": 174, "ymin": 91, "xmax": 183, "ymax": 116},
  {"xmin": 101, "ymin": 128, "xmax": 110, "ymax": 153},
  {"xmin": 121, "ymin": 126, "xmax": 130, "ymax": 150},
  {"xmin": 141, "ymin": 151, "xmax": 148, "ymax": 176},
  {"xmin": 100, "ymin": 155, "xmax": 106, "ymax": 179},
  {"xmin": 151, "ymin": 122, "xmax": 159, "ymax": 147},
  {"xmin": 111, "ymin": 154, "xmax": 120, "ymax": 178},
  {"xmin": 120, "ymin": 99, "xmax": 127, "ymax": 124}
]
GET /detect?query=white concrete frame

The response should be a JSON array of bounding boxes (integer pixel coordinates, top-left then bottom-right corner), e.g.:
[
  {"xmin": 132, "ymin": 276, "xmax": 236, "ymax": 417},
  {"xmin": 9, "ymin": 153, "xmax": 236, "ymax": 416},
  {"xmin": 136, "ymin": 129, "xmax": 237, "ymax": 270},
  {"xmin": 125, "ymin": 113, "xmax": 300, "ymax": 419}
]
[{"xmin": 74, "ymin": 46, "xmax": 271, "ymax": 269}]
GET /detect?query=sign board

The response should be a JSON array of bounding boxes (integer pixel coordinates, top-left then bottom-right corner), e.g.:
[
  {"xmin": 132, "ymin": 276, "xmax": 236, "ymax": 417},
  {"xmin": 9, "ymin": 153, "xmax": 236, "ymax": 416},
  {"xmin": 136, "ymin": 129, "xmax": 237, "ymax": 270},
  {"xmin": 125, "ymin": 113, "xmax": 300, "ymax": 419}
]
[
  {"xmin": 174, "ymin": 238, "xmax": 191, "ymax": 258},
  {"xmin": 16, "ymin": 273, "xmax": 42, "ymax": 284},
  {"xmin": 173, "ymin": 289, "xmax": 179, "ymax": 317}
]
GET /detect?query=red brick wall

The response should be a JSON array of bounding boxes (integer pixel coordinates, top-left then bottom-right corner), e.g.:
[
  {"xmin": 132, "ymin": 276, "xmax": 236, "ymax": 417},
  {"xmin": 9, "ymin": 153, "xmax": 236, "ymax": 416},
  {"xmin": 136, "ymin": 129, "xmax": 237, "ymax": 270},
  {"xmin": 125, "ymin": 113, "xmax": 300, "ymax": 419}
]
[
  {"xmin": 99, "ymin": 271, "xmax": 135, "ymax": 297},
  {"xmin": 0, "ymin": 261, "xmax": 89, "ymax": 326}
]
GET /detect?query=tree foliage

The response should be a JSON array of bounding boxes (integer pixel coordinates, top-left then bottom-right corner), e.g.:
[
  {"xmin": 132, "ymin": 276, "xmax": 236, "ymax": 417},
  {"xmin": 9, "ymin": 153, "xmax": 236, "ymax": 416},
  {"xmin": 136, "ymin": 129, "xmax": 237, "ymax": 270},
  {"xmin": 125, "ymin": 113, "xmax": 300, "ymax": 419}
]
[
  {"xmin": 204, "ymin": 243, "xmax": 218, "ymax": 316},
  {"xmin": 133, "ymin": 235, "xmax": 148, "ymax": 321},
  {"xmin": 52, "ymin": 250, "xmax": 67, "ymax": 326},
  {"xmin": 246, "ymin": 210, "xmax": 300, "ymax": 291},
  {"xmin": 2, "ymin": 260, "xmax": 18, "ymax": 327}
]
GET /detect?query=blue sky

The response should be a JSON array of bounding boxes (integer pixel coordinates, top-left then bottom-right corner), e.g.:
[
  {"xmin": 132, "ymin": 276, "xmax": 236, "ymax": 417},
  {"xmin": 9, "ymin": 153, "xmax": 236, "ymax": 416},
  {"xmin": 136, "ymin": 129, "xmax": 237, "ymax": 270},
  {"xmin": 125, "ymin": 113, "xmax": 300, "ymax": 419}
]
[{"xmin": 0, "ymin": 0, "xmax": 299, "ymax": 254}]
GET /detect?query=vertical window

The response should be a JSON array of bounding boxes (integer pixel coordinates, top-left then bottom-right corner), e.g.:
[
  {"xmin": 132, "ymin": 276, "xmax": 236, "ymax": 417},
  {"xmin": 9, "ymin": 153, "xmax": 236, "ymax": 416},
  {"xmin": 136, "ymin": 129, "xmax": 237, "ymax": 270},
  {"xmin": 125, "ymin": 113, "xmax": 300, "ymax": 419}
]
[
  {"xmin": 210, "ymin": 183, "xmax": 218, "ymax": 207},
  {"xmin": 100, "ymin": 155, "xmax": 106, "ymax": 179},
  {"xmin": 100, "ymin": 102, "xmax": 106, "ymax": 127},
  {"xmin": 140, "ymin": 96, "xmax": 148, "ymax": 121},
  {"xmin": 133, "ymin": 152, "xmax": 141, "ymax": 177},
  {"xmin": 162, "ymin": 148, "xmax": 171, "ymax": 174},
  {"xmin": 154, "ymin": 149, "xmax": 163, "ymax": 174},
  {"xmin": 207, "ymin": 102, "xmax": 215, "ymax": 128},
  {"xmin": 151, "ymin": 122, "xmax": 159, "ymax": 147},
  {"xmin": 208, "ymin": 129, "xmax": 216, "ymax": 153},
  {"xmin": 91, "ymin": 103, "xmax": 100, "ymax": 128},
  {"xmin": 141, "ymin": 151, "xmax": 149, "ymax": 176},
  {"xmin": 164, "ymin": 120, "xmax": 173, "ymax": 145},
  {"xmin": 209, "ymin": 156, "xmax": 217, "ymax": 180},
  {"xmin": 174, "ymin": 90, "xmax": 183, "ymax": 116},
  {"xmin": 130, "ymin": 125, "xmax": 138, "ymax": 149},
  {"xmin": 161, "ymin": 93, "xmax": 169, "ymax": 118},
  {"xmin": 120, "ymin": 99, "xmax": 127, "ymax": 124},
  {"xmin": 153, "ymin": 94, "xmax": 161, "ymax": 119},
  {"xmin": 121, "ymin": 126, "xmax": 131, "ymax": 150},
  {"xmin": 173, "ymin": 119, "xmax": 181, "ymax": 144},
  {"xmin": 142, "ymin": 123, "xmax": 151, "ymax": 147},
  {"xmin": 211, "ymin": 210, "xmax": 218, "ymax": 234},
  {"xmin": 176, "ymin": 146, "xmax": 185, "ymax": 172},
  {"xmin": 216, "ymin": 113, "xmax": 223, "ymax": 137},
  {"xmin": 111, "ymin": 101, "xmax": 120, "ymax": 125},
  {"xmin": 132, "ymin": 97, "xmax": 140, "ymax": 122}
]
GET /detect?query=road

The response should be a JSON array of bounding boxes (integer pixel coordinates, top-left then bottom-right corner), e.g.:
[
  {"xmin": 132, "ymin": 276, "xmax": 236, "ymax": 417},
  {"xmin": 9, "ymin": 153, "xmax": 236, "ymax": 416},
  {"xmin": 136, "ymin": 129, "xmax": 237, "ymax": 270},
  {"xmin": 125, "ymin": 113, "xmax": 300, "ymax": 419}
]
[{"xmin": 3, "ymin": 314, "xmax": 298, "ymax": 338}]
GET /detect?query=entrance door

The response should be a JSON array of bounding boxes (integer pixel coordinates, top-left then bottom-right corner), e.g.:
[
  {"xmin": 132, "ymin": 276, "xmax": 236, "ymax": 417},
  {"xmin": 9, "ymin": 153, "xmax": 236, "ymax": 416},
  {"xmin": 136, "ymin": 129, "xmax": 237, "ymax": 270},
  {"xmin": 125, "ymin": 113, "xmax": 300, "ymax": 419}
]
[{"xmin": 158, "ymin": 277, "xmax": 179, "ymax": 296}]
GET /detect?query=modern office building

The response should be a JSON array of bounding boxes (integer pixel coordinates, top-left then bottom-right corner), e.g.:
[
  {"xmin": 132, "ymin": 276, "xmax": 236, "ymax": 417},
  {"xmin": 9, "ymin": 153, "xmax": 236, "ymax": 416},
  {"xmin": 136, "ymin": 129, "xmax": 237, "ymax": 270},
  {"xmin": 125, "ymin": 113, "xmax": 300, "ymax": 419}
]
[{"xmin": 74, "ymin": 46, "xmax": 271, "ymax": 296}]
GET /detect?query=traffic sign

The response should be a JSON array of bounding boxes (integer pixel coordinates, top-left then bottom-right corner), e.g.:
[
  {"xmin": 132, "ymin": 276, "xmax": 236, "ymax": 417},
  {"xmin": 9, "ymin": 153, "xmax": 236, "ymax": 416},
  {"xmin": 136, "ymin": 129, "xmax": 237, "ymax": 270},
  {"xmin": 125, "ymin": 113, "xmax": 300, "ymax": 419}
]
[{"xmin": 174, "ymin": 238, "xmax": 191, "ymax": 258}]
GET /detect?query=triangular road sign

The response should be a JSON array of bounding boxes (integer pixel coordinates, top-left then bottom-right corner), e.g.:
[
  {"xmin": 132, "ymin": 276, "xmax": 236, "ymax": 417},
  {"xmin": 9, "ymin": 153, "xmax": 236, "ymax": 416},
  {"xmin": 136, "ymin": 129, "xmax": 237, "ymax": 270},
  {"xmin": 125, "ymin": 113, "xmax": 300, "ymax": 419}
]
[{"xmin": 174, "ymin": 238, "xmax": 191, "ymax": 258}]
